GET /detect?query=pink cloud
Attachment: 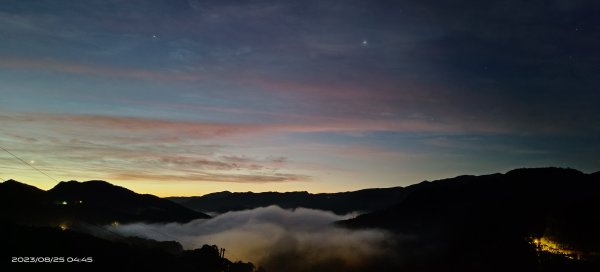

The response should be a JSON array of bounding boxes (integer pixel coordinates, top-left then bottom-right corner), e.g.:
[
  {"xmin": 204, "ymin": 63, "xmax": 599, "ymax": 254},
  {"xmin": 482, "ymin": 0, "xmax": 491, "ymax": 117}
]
[
  {"xmin": 0, "ymin": 110, "xmax": 512, "ymax": 143},
  {"xmin": 0, "ymin": 56, "xmax": 438, "ymax": 112},
  {"xmin": 0, "ymin": 57, "xmax": 465, "ymax": 131},
  {"xmin": 110, "ymin": 172, "xmax": 309, "ymax": 184}
]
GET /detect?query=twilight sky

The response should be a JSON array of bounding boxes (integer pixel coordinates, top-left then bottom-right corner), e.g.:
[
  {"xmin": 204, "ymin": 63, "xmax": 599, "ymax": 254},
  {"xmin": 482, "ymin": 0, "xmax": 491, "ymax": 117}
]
[{"xmin": 0, "ymin": 0, "xmax": 599, "ymax": 196}]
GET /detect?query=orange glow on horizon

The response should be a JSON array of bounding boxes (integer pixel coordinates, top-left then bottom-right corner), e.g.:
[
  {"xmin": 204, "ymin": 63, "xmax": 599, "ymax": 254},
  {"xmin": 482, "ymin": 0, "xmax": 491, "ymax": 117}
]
[{"xmin": 1, "ymin": 175, "xmax": 379, "ymax": 198}]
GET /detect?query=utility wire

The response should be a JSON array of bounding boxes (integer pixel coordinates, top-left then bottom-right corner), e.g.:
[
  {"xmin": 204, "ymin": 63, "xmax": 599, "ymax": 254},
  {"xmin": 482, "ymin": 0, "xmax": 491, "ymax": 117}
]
[
  {"xmin": 0, "ymin": 143, "xmax": 204, "ymax": 246},
  {"xmin": 0, "ymin": 143, "xmax": 244, "ymax": 262},
  {"xmin": 0, "ymin": 144, "xmax": 59, "ymax": 183}
]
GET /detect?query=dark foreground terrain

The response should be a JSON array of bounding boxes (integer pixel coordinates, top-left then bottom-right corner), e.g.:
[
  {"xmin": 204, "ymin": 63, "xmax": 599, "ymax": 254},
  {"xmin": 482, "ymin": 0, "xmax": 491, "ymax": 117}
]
[
  {"xmin": 0, "ymin": 179, "xmax": 260, "ymax": 271},
  {"xmin": 340, "ymin": 168, "xmax": 600, "ymax": 271}
]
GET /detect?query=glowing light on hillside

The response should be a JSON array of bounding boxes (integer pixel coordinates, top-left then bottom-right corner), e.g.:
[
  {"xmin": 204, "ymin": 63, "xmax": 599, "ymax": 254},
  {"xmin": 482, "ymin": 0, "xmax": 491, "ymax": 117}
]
[{"xmin": 530, "ymin": 236, "xmax": 580, "ymax": 260}]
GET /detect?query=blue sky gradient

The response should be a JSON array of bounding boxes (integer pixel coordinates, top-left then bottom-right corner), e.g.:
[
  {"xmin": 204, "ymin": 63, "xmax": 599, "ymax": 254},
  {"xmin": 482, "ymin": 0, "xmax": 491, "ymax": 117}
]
[{"xmin": 1, "ymin": 0, "xmax": 599, "ymax": 196}]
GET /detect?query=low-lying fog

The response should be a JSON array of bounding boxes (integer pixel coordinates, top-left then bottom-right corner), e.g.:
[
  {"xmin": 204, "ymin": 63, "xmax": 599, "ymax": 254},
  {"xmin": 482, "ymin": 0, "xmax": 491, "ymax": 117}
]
[{"xmin": 110, "ymin": 206, "xmax": 402, "ymax": 271}]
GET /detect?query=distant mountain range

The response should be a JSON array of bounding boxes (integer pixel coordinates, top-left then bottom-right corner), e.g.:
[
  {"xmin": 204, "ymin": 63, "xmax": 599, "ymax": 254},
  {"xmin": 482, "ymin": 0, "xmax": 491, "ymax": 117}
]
[
  {"xmin": 2, "ymin": 167, "xmax": 599, "ymax": 271},
  {"xmin": 341, "ymin": 168, "xmax": 600, "ymax": 271},
  {"xmin": 0, "ymin": 179, "xmax": 209, "ymax": 227},
  {"xmin": 168, "ymin": 187, "xmax": 405, "ymax": 215},
  {"xmin": 165, "ymin": 167, "xmax": 600, "ymax": 270}
]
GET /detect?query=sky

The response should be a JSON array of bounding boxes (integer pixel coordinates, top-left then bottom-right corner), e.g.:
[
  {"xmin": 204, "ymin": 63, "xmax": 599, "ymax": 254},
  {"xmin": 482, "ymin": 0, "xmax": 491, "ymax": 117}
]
[{"xmin": 0, "ymin": 0, "xmax": 599, "ymax": 196}]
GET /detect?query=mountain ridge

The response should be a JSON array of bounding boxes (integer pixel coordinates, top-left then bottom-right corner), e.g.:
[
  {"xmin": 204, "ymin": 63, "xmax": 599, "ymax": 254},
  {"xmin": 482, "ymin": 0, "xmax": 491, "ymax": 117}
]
[
  {"xmin": 168, "ymin": 186, "xmax": 405, "ymax": 215},
  {"xmin": 0, "ymin": 179, "xmax": 210, "ymax": 227},
  {"xmin": 2, "ymin": 167, "xmax": 599, "ymax": 271},
  {"xmin": 339, "ymin": 167, "xmax": 600, "ymax": 270}
]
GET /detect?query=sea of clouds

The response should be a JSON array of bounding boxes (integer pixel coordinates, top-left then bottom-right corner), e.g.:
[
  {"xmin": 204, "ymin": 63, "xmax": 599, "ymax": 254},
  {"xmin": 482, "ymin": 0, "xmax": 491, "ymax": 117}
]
[{"xmin": 110, "ymin": 206, "xmax": 403, "ymax": 271}]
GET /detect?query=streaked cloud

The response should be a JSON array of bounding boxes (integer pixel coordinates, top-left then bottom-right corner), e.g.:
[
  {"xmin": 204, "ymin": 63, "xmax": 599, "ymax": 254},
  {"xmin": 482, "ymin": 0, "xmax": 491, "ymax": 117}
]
[
  {"xmin": 111, "ymin": 172, "xmax": 309, "ymax": 184},
  {"xmin": 1, "ymin": 0, "xmax": 598, "ymax": 195}
]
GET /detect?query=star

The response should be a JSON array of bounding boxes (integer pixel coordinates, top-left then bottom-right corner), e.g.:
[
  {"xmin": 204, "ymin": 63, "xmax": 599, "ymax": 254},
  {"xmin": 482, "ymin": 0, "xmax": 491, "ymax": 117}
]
[
  {"xmin": 362, "ymin": 40, "xmax": 368, "ymax": 46},
  {"xmin": 152, "ymin": 34, "xmax": 158, "ymax": 39}
]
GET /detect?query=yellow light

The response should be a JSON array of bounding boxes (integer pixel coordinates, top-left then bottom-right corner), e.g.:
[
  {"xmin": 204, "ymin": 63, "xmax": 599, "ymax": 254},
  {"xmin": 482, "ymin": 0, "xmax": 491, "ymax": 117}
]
[
  {"xmin": 531, "ymin": 236, "xmax": 581, "ymax": 260},
  {"xmin": 59, "ymin": 224, "xmax": 68, "ymax": 231},
  {"xmin": 61, "ymin": 201, "xmax": 68, "ymax": 205},
  {"xmin": 111, "ymin": 221, "xmax": 120, "ymax": 227}
]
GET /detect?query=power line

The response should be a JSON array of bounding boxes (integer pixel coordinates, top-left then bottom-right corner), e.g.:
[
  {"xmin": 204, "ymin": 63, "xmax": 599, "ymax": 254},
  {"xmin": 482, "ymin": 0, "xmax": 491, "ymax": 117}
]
[
  {"xmin": 0, "ymin": 141, "xmax": 249, "ymax": 264},
  {"xmin": 0, "ymin": 144, "xmax": 59, "ymax": 183}
]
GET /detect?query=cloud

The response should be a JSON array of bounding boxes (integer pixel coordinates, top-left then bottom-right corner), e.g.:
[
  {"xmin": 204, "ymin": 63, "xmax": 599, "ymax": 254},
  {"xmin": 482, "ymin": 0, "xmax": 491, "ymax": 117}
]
[
  {"xmin": 110, "ymin": 206, "xmax": 402, "ymax": 272},
  {"xmin": 1, "ymin": 108, "xmax": 583, "ymax": 191},
  {"xmin": 0, "ymin": 110, "xmax": 510, "ymax": 144},
  {"xmin": 1, "ymin": 54, "xmax": 593, "ymax": 136},
  {"xmin": 0, "ymin": 112, "xmax": 309, "ymax": 185},
  {"xmin": 0, "ymin": 112, "xmax": 264, "ymax": 143},
  {"xmin": 158, "ymin": 156, "xmax": 242, "ymax": 170},
  {"xmin": 0, "ymin": 109, "xmax": 549, "ymax": 189},
  {"xmin": 110, "ymin": 172, "xmax": 309, "ymax": 184}
]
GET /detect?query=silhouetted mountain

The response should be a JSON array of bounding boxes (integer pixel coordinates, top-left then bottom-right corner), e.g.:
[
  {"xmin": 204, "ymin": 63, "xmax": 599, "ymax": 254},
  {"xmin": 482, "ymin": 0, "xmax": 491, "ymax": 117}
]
[
  {"xmin": 0, "ymin": 179, "xmax": 209, "ymax": 227},
  {"xmin": 3, "ymin": 168, "xmax": 598, "ymax": 271},
  {"xmin": 0, "ymin": 180, "xmax": 260, "ymax": 271},
  {"xmin": 168, "ymin": 187, "xmax": 405, "ymax": 214},
  {"xmin": 341, "ymin": 167, "xmax": 600, "ymax": 271},
  {"xmin": 0, "ymin": 179, "xmax": 46, "ymax": 204}
]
